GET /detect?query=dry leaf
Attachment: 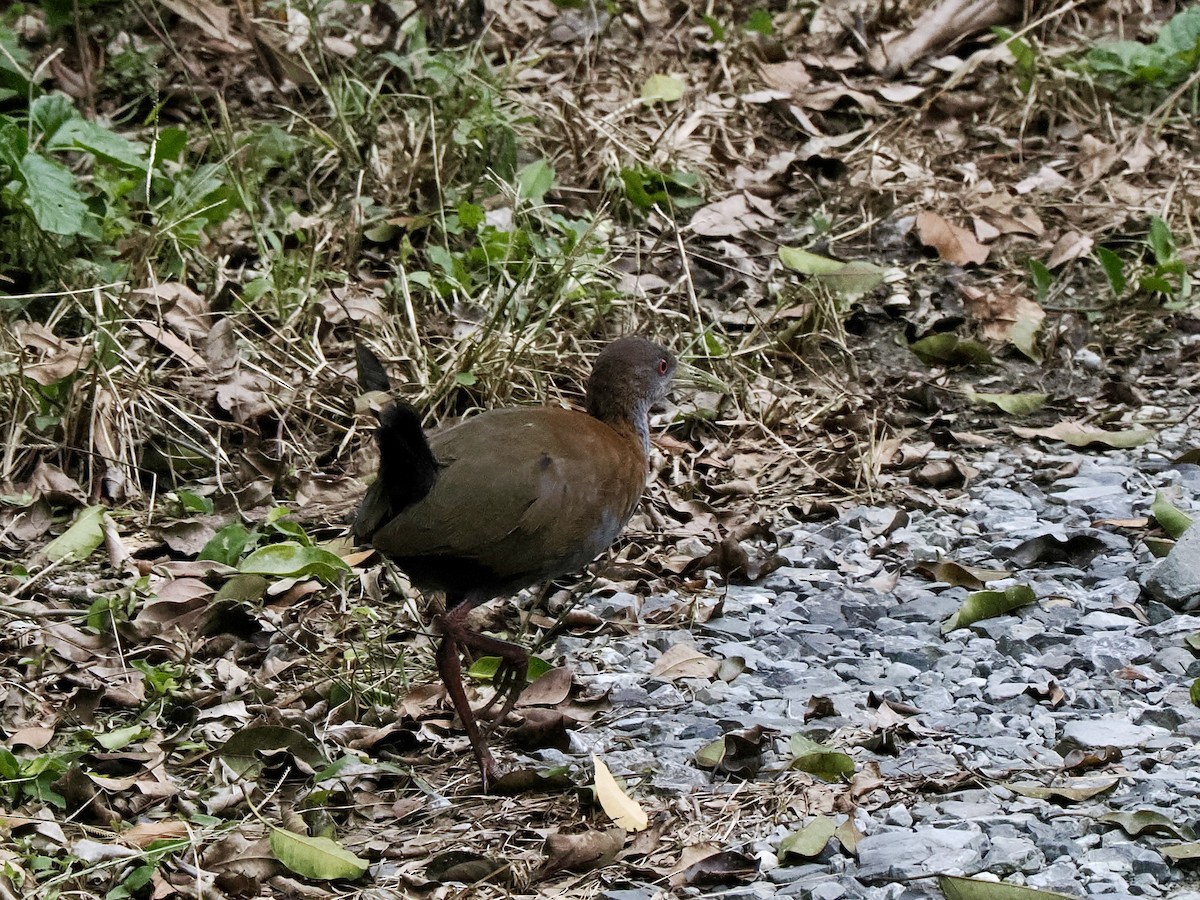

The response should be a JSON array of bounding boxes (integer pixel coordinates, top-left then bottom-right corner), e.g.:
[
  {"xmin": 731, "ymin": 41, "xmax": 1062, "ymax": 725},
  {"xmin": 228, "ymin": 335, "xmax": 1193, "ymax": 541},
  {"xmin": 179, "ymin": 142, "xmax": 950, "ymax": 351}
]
[
  {"xmin": 592, "ymin": 756, "xmax": 648, "ymax": 831},
  {"xmin": 915, "ymin": 211, "xmax": 989, "ymax": 265}
]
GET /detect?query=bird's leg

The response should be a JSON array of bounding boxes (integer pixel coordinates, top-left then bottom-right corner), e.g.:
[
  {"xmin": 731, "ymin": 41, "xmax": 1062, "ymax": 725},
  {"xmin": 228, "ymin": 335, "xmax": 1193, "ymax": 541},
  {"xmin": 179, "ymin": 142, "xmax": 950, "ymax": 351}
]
[
  {"xmin": 434, "ymin": 599, "xmax": 529, "ymax": 789},
  {"xmin": 434, "ymin": 627, "xmax": 503, "ymax": 791},
  {"xmin": 439, "ymin": 601, "xmax": 529, "ymax": 725}
]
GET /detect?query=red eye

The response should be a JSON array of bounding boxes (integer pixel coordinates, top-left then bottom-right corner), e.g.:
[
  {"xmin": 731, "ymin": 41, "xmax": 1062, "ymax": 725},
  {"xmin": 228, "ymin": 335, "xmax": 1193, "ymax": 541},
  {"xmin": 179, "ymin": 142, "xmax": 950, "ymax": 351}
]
[{"xmin": 658, "ymin": 358, "xmax": 669, "ymax": 375}]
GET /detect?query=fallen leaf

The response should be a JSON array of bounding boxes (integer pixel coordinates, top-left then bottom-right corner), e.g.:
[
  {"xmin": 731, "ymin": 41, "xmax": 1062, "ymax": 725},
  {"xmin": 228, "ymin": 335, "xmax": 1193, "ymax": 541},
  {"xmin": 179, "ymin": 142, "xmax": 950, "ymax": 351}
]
[
  {"xmin": 1012, "ymin": 422, "xmax": 1153, "ymax": 449},
  {"xmin": 592, "ymin": 756, "xmax": 648, "ymax": 832},
  {"xmin": 915, "ymin": 211, "xmax": 989, "ymax": 265},
  {"xmin": 941, "ymin": 584, "xmax": 1037, "ymax": 634},
  {"xmin": 650, "ymin": 643, "xmax": 719, "ymax": 681}
]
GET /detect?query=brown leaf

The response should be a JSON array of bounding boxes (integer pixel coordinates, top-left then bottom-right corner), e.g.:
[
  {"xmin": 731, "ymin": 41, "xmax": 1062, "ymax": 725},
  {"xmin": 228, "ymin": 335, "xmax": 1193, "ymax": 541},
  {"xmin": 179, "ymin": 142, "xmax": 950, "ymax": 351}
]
[
  {"xmin": 650, "ymin": 643, "xmax": 719, "ymax": 681},
  {"xmin": 1045, "ymin": 231, "xmax": 1094, "ymax": 269},
  {"xmin": 915, "ymin": 211, "xmax": 989, "ymax": 265},
  {"xmin": 517, "ymin": 666, "xmax": 574, "ymax": 707},
  {"xmin": 540, "ymin": 828, "xmax": 625, "ymax": 876},
  {"xmin": 680, "ymin": 849, "xmax": 759, "ymax": 887}
]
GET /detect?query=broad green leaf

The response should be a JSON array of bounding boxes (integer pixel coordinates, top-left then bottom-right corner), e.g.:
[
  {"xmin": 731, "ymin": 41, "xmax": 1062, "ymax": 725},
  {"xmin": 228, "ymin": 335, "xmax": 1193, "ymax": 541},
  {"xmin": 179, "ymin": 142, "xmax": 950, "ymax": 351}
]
[
  {"xmin": 1095, "ymin": 247, "xmax": 1126, "ymax": 295},
  {"xmin": 96, "ymin": 725, "xmax": 146, "ymax": 751},
  {"xmin": 939, "ymin": 874, "xmax": 1077, "ymax": 900},
  {"xmin": 787, "ymin": 734, "xmax": 855, "ymax": 782},
  {"xmin": 909, "ymin": 334, "xmax": 994, "ymax": 367},
  {"xmin": 744, "ymin": 8, "xmax": 773, "ymax": 35},
  {"xmin": 1028, "ymin": 258, "xmax": 1053, "ymax": 299},
  {"xmin": 1190, "ymin": 677, "xmax": 1200, "ymax": 708},
  {"xmin": 1149, "ymin": 216, "xmax": 1176, "ymax": 264},
  {"xmin": 779, "ymin": 247, "xmax": 846, "ymax": 275},
  {"xmin": 48, "ymin": 117, "xmax": 148, "ymax": 171},
  {"xmin": 1151, "ymin": 491, "xmax": 1193, "ymax": 539},
  {"xmin": 941, "ymin": 584, "xmax": 1036, "ymax": 634},
  {"xmin": 779, "ymin": 817, "xmax": 835, "ymax": 861},
  {"xmin": 641, "ymin": 74, "xmax": 685, "ymax": 104},
  {"xmin": 270, "ymin": 828, "xmax": 368, "ymax": 881},
  {"xmin": 695, "ymin": 736, "xmax": 728, "ymax": 769},
  {"xmin": 43, "ymin": 505, "xmax": 106, "ymax": 563},
  {"xmin": 175, "ymin": 489, "xmax": 213, "ymax": 514},
  {"xmin": 238, "ymin": 542, "xmax": 350, "ymax": 582},
  {"xmin": 466, "ymin": 655, "xmax": 551, "ymax": 684},
  {"xmin": 457, "ymin": 200, "xmax": 485, "ymax": 230},
  {"xmin": 966, "ymin": 390, "xmax": 1047, "ymax": 415},
  {"xmin": 16, "ymin": 152, "xmax": 93, "ymax": 236},
  {"xmin": 199, "ymin": 523, "xmax": 255, "ymax": 566},
  {"xmin": 517, "ymin": 159, "xmax": 554, "ymax": 203}
]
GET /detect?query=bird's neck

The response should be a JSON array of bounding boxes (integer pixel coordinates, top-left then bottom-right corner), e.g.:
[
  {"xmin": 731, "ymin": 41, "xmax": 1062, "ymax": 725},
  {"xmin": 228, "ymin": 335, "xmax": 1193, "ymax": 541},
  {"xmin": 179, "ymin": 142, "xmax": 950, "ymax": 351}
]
[{"xmin": 587, "ymin": 396, "xmax": 651, "ymax": 461}]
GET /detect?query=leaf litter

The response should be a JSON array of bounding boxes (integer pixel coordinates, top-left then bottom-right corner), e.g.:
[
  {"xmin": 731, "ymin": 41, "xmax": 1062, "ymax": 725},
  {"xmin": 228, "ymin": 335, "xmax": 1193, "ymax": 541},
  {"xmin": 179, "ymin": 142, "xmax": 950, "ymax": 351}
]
[{"xmin": 3, "ymin": 0, "xmax": 1200, "ymax": 896}]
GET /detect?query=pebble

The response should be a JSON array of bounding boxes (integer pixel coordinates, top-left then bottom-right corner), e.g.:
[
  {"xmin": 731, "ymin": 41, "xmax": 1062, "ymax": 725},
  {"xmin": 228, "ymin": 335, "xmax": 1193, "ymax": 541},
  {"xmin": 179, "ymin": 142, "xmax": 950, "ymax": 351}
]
[{"xmin": 582, "ymin": 428, "xmax": 1200, "ymax": 899}]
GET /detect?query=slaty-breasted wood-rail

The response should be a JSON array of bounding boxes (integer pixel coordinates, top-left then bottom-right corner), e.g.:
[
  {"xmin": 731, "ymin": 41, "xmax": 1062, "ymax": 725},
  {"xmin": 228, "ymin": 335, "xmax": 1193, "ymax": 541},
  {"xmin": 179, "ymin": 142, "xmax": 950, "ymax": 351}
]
[{"xmin": 353, "ymin": 336, "xmax": 677, "ymax": 789}]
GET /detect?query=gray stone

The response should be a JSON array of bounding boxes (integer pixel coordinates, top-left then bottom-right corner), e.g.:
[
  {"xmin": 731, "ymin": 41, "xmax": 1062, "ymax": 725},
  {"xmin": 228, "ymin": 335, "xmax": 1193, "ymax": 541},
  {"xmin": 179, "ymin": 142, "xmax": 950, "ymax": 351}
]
[
  {"xmin": 982, "ymin": 835, "xmax": 1046, "ymax": 875},
  {"xmin": 854, "ymin": 827, "xmax": 983, "ymax": 880},
  {"xmin": 1144, "ymin": 524, "xmax": 1200, "ymax": 609},
  {"xmin": 1061, "ymin": 717, "xmax": 1164, "ymax": 749}
]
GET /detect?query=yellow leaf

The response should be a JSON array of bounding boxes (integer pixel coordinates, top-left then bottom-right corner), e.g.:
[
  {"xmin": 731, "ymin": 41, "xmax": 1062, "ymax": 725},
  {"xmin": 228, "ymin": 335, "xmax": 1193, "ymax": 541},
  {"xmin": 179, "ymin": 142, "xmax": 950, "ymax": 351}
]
[{"xmin": 592, "ymin": 755, "xmax": 648, "ymax": 832}]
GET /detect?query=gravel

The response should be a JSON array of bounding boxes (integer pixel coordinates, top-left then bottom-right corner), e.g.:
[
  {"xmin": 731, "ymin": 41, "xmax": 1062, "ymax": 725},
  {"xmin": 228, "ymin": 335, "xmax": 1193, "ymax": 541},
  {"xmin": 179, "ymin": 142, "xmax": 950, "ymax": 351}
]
[{"xmin": 554, "ymin": 434, "xmax": 1200, "ymax": 898}]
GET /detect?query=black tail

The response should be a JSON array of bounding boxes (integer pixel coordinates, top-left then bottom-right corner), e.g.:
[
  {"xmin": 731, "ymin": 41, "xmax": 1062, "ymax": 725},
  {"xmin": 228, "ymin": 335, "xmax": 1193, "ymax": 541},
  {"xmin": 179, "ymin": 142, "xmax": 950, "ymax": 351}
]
[
  {"xmin": 355, "ymin": 340, "xmax": 392, "ymax": 393},
  {"xmin": 353, "ymin": 403, "xmax": 439, "ymax": 541}
]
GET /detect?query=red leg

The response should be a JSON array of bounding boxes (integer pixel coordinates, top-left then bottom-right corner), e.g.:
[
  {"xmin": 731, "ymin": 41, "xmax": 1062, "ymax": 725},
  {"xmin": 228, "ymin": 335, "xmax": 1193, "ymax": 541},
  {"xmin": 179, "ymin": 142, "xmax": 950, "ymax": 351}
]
[
  {"xmin": 435, "ymin": 629, "xmax": 504, "ymax": 790},
  {"xmin": 433, "ymin": 599, "xmax": 529, "ymax": 791}
]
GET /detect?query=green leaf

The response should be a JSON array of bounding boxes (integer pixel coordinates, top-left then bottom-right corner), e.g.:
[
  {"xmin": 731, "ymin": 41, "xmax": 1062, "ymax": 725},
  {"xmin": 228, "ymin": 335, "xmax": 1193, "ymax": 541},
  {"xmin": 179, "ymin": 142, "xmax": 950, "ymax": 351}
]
[
  {"xmin": 1149, "ymin": 216, "xmax": 1176, "ymax": 264},
  {"xmin": 779, "ymin": 247, "xmax": 847, "ymax": 275},
  {"xmin": 941, "ymin": 584, "xmax": 1036, "ymax": 634},
  {"xmin": 640, "ymin": 74, "xmax": 685, "ymax": 104},
  {"xmin": 270, "ymin": 828, "xmax": 368, "ymax": 881},
  {"xmin": 16, "ymin": 152, "xmax": 94, "ymax": 236},
  {"xmin": 43, "ymin": 505, "xmax": 107, "ymax": 563},
  {"xmin": 1028, "ymin": 258, "xmax": 1053, "ymax": 300},
  {"xmin": 516, "ymin": 159, "xmax": 554, "ymax": 204},
  {"xmin": 702, "ymin": 15, "xmax": 726, "ymax": 41},
  {"xmin": 779, "ymin": 817, "xmax": 835, "ymax": 861},
  {"xmin": 96, "ymin": 725, "xmax": 146, "ymax": 751},
  {"xmin": 787, "ymin": 734, "xmax": 855, "ymax": 782},
  {"xmin": 695, "ymin": 736, "xmax": 728, "ymax": 769},
  {"xmin": 199, "ymin": 523, "xmax": 255, "ymax": 566},
  {"xmin": 939, "ymin": 874, "xmax": 1078, "ymax": 900},
  {"xmin": 1152, "ymin": 491, "xmax": 1194, "ymax": 539},
  {"xmin": 1095, "ymin": 247, "xmax": 1126, "ymax": 295},
  {"xmin": 966, "ymin": 390, "xmax": 1047, "ymax": 415},
  {"xmin": 743, "ymin": 9, "xmax": 773, "ymax": 35},
  {"xmin": 47, "ymin": 116, "xmax": 149, "ymax": 172},
  {"xmin": 466, "ymin": 655, "xmax": 551, "ymax": 684},
  {"xmin": 176, "ymin": 489, "xmax": 214, "ymax": 515},
  {"xmin": 1190, "ymin": 677, "xmax": 1200, "ymax": 708},
  {"xmin": 909, "ymin": 333, "xmax": 994, "ymax": 367},
  {"xmin": 238, "ymin": 542, "xmax": 350, "ymax": 582},
  {"xmin": 457, "ymin": 200, "xmax": 485, "ymax": 230}
]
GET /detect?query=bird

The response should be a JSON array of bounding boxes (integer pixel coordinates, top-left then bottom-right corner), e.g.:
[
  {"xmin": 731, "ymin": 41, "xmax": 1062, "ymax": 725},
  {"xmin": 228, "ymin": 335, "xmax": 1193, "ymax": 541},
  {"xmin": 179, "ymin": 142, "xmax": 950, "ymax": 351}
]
[{"xmin": 353, "ymin": 336, "xmax": 677, "ymax": 789}]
